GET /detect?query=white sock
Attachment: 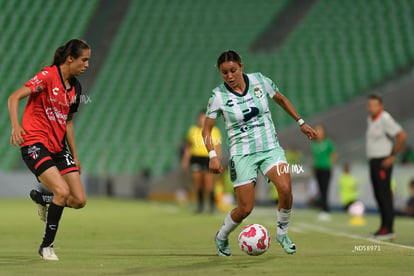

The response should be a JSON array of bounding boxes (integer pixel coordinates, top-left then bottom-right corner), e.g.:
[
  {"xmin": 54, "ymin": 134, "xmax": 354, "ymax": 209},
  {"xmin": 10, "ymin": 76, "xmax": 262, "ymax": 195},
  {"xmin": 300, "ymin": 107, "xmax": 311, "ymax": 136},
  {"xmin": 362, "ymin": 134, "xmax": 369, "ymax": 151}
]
[
  {"xmin": 217, "ymin": 212, "xmax": 240, "ymax": 240},
  {"xmin": 277, "ymin": 208, "xmax": 291, "ymax": 237}
]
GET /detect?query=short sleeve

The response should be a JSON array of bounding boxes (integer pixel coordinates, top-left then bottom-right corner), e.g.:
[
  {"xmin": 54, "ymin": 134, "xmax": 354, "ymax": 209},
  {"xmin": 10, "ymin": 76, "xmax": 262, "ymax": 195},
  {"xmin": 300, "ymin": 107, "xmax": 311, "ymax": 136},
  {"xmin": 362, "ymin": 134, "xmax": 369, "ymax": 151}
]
[
  {"xmin": 328, "ymin": 139, "xmax": 335, "ymax": 153},
  {"xmin": 382, "ymin": 112, "xmax": 402, "ymax": 137},
  {"xmin": 186, "ymin": 126, "xmax": 195, "ymax": 144},
  {"xmin": 206, "ymin": 92, "xmax": 221, "ymax": 119},
  {"xmin": 260, "ymin": 73, "xmax": 279, "ymax": 98},
  {"xmin": 69, "ymin": 78, "xmax": 82, "ymax": 114},
  {"xmin": 24, "ymin": 68, "xmax": 51, "ymax": 93}
]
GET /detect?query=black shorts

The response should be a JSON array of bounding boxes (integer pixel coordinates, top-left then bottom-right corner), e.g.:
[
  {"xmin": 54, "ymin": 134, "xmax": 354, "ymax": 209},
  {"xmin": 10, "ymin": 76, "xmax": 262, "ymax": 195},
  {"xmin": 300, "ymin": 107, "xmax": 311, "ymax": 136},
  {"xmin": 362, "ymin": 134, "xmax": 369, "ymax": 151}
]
[
  {"xmin": 21, "ymin": 143, "xmax": 78, "ymax": 178},
  {"xmin": 190, "ymin": 156, "xmax": 210, "ymax": 172}
]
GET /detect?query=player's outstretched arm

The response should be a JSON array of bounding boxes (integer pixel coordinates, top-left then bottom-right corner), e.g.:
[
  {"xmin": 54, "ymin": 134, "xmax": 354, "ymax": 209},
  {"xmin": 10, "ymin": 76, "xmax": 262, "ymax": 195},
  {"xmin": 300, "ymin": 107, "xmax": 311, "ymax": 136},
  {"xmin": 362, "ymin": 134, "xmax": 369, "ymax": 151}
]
[
  {"xmin": 273, "ymin": 92, "xmax": 317, "ymax": 140},
  {"xmin": 202, "ymin": 117, "xmax": 223, "ymax": 174},
  {"xmin": 8, "ymin": 86, "xmax": 31, "ymax": 146}
]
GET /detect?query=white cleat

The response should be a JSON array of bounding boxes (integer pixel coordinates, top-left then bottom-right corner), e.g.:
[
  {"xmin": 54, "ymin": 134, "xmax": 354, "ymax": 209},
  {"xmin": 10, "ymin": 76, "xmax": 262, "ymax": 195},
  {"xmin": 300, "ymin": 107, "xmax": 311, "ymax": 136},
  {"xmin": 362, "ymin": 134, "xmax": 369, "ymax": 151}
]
[
  {"xmin": 39, "ymin": 246, "xmax": 59, "ymax": 261},
  {"xmin": 30, "ymin": 190, "xmax": 49, "ymax": 222},
  {"xmin": 36, "ymin": 204, "xmax": 48, "ymax": 222}
]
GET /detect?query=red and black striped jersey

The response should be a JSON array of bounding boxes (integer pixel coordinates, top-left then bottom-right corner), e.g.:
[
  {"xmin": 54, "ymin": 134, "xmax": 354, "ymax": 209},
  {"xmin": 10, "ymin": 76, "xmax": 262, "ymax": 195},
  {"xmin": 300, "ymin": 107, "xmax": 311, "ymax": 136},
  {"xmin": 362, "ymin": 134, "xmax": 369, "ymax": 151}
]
[{"xmin": 21, "ymin": 65, "xmax": 81, "ymax": 153}]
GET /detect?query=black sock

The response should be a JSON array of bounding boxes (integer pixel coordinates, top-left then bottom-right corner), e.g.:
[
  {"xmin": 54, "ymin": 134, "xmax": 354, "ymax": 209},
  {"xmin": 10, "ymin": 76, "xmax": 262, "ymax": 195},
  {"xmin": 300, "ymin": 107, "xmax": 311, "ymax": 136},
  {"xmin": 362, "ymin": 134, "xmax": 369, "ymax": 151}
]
[
  {"xmin": 197, "ymin": 189, "xmax": 204, "ymax": 212},
  {"xmin": 42, "ymin": 192, "xmax": 54, "ymax": 204},
  {"xmin": 209, "ymin": 191, "xmax": 215, "ymax": 211},
  {"xmin": 40, "ymin": 202, "xmax": 64, "ymax": 248}
]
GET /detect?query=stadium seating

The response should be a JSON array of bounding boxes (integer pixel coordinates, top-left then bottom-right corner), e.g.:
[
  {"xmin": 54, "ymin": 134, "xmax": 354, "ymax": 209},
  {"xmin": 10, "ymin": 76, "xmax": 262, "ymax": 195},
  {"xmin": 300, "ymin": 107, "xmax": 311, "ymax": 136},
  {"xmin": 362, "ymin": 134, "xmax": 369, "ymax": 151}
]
[
  {"xmin": 270, "ymin": 0, "xmax": 414, "ymax": 115},
  {"xmin": 1, "ymin": 0, "xmax": 413, "ymax": 175},
  {"xmin": 74, "ymin": 0, "xmax": 289, "ymax": 175}
]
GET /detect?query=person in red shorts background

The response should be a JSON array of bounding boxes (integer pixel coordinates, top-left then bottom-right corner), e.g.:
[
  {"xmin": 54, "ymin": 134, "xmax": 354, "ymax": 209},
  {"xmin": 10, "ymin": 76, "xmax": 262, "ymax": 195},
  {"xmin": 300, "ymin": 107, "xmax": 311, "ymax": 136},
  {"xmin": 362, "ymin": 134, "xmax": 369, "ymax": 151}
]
[{"xmin": 8, "ymin": 39, "xmax": 91, "ymax": 261}]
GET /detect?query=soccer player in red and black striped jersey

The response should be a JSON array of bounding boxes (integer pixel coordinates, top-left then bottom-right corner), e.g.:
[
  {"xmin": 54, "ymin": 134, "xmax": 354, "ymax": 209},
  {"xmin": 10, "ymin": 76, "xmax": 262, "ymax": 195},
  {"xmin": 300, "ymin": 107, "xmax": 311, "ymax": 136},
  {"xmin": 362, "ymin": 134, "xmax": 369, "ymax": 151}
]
[{"xmin": 8, "ymin": 39, "xmax": 90, "ymax": 261}]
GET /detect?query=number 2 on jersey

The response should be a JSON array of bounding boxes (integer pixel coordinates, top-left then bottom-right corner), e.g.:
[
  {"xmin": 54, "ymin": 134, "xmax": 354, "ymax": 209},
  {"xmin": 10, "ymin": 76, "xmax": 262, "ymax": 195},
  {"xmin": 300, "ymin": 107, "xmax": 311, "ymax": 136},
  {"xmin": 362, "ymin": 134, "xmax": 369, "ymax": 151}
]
[{"xmin": 242, "ymin": 107, "xmax": 259, "ymax": 122}]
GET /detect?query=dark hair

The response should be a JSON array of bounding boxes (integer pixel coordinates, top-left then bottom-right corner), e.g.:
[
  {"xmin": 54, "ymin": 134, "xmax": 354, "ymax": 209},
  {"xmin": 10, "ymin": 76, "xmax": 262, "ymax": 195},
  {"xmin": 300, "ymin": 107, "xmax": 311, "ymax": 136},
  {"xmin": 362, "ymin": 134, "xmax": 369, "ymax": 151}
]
[
  {"xmin": 199, "ymin": 108, "xmax": 206, "ymax": 115},
  {"xmin": 367, "ymin": 93, "xmax": 383, "ymax": 103},
  {"xmin": 216, "ymin": 50, "xmax": 242, "ymax": 68},
  {"xmin": 51, "ymin": 39, "xmax": 90, "ymax": 66}
]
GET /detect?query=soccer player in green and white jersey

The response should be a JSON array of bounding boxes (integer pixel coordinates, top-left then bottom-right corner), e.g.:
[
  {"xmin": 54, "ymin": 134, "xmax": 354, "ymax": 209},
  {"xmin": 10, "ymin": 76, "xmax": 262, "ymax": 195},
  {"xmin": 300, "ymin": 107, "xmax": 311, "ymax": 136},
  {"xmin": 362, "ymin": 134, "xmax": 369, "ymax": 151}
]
[{"xmin": 203, "ymin": 50, "xmax": 317, "ymax": 256}]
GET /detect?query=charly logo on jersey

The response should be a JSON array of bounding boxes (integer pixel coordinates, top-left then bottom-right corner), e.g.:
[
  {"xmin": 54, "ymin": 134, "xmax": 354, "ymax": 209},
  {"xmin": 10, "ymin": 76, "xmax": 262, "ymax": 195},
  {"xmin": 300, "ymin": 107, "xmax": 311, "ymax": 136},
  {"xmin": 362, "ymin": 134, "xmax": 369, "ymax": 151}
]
[
  {"xmin": 226, "ymin": 99, "xmax": 234, "ymax": 107},
  {"xmin": 254, "ymin": 87, "xmax": 263, "ymax": 98},
  {"xmin": 52, "ymin": 87, "xmax": 59, "ymax": 96}
]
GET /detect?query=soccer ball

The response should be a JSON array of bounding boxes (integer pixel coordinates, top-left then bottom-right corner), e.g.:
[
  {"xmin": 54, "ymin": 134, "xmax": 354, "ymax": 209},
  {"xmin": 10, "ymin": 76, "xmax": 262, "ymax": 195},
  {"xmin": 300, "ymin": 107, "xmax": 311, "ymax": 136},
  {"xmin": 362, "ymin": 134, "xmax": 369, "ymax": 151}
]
[
  {"xmin": 348, "ymin": 201, "xmax": 365, "ymax": 217},
  {"xmin": 238, "ymin": 224, "xmax": 271, "ymax": 256}
]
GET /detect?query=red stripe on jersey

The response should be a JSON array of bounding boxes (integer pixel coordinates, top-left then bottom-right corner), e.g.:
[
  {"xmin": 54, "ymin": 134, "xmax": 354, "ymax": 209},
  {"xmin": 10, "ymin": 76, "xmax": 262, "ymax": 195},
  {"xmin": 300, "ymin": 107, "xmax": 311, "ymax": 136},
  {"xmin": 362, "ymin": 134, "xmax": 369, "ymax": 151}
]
[
  {"xmin": 60, "ymin": 167, "xmax": 78, "ymax": 175},
  {"xmin": 34, "ymin": 156, "xmax": 53, "ymax": 170}
]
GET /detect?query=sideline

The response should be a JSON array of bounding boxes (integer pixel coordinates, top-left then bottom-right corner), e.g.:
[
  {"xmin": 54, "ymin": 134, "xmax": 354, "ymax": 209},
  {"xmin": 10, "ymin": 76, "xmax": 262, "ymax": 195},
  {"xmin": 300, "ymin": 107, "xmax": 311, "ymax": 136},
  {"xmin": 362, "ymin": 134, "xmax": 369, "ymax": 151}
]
[{"xmin": 296, "ymin": 222, "xmax": 414, "ymax": 251}]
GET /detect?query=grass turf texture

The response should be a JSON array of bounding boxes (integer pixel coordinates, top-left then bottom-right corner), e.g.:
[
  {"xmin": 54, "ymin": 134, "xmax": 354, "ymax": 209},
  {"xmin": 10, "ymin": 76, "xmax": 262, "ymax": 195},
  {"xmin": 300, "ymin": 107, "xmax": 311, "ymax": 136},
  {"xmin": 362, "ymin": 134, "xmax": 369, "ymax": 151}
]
[{"xmin": 0, "ymin": 198, "xmax": 413, "ymax": 276}]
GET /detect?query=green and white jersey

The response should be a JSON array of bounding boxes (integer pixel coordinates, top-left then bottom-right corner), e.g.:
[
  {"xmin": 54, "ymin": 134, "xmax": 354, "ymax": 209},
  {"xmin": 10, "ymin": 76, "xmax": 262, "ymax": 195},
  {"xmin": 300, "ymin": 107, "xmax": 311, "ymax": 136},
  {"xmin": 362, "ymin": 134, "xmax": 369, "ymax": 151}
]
[{"xmin": 206, "ymin": 72, "xmax": 281, "ymax": 156}]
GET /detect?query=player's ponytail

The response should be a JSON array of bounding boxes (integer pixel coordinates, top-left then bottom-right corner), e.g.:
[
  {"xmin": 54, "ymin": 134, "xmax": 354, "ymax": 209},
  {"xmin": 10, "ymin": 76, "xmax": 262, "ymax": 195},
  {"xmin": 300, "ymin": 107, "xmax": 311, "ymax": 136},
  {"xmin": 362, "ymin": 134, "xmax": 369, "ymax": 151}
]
[
  {"xmin": 51, "ymin": 39, "xmax": 90, "ymax": 66},
  {"xmin": 52, "ymin": 46, "xmax": 66, "ymax": 66},
  {"xmin": 216, "ymin": 50, "xmax": 242, "ymax": 68}
]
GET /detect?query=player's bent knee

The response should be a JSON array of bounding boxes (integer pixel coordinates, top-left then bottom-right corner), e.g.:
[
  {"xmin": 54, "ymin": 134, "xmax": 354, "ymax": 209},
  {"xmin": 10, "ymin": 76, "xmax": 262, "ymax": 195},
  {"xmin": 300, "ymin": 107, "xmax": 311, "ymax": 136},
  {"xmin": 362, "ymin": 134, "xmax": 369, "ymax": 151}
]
[
  {"xmin": 72, "ymin": 201, "xmax": 86, "ymax": 209},
  {"xmin": 70, "ymin": 197, "xmax": 87, "ymax": 209},
  {"xmin": 77, "ymin": 198, "xmax": 87, "ymax": 209},
  {"xmin": 54, "ymin": 188, "xmax": 70, "ymax": 204}
]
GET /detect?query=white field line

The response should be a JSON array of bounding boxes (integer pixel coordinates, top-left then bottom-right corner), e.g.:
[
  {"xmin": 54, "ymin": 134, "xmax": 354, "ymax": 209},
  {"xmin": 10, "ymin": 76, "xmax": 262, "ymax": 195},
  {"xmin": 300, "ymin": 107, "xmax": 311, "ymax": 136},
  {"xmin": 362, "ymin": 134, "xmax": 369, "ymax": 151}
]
[
  {"xmin": 289, "ymin": 226, "xmax": 307, "ymax": 234},
  {"xmin": 297, "ymin": 222, "xmax": 414, "ymax": 251}
]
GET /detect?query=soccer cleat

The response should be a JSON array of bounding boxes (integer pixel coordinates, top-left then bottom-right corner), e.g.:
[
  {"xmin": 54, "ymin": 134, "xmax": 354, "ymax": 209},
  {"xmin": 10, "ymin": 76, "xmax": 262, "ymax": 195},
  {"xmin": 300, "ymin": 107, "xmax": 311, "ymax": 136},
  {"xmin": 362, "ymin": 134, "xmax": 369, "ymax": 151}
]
[
  {"xmin": 30, "ymin": 190, "xmax": 53, "ymax": 205},
  {"xmin": 214, "ymin": 232, "xmax": 232, "ymax": 256},
  {"xmin": 277, "ymin": 234, "xmax": 296, "ymax": 254},
  {"xmin": 35, "ymin": 204, "xmax": 48, "ymax": 222},
  {"xmin": 372, "ymin": 227, "xmax": 395, "ymax": 240},
  {"xmin": 30, "ymin": 190, "xmax": 52, "ymax": 222},
  {"xmin": 39, "ymin": 246, "xmax": 59, "ymax": 261}
]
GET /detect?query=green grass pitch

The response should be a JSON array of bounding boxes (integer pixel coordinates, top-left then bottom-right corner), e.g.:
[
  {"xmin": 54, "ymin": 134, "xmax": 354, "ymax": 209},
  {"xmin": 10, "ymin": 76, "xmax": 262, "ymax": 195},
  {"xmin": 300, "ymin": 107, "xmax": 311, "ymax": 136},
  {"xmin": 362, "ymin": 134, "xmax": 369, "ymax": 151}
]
[{"xmin": 0, "ymin": 198, "xmax": 413, "ymax": 275}]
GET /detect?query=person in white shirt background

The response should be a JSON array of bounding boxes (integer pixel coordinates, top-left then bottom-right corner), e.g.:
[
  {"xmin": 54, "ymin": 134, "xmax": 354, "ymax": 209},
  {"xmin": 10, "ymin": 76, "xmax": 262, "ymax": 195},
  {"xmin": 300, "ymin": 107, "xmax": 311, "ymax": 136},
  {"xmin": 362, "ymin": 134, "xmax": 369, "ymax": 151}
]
[{"xmin": 366, "ymin": 94, "xmax": 406, "ymax": 240}]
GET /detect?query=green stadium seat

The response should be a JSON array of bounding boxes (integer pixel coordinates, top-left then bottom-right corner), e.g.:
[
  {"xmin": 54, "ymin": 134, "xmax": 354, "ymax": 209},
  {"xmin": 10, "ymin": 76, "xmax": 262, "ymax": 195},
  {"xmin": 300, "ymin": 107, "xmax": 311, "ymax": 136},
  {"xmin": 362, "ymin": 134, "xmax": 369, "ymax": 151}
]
[
  {"xmin": 0, "ymin": 0, "xmax": 99, "ymax": 172},
  {"xmin": 2, "ymin": 0, "xmax": 412, "ymax": 176}
]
